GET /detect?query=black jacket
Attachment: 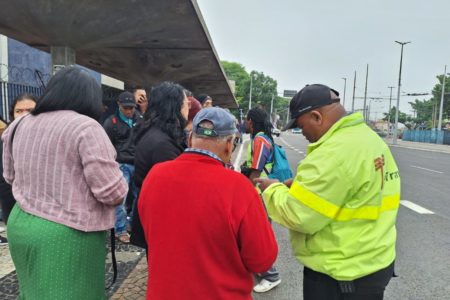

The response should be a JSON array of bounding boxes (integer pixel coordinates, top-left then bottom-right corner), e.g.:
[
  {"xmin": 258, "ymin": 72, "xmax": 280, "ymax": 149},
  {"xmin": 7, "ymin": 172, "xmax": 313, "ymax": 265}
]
[
  {"xmin": 131, "ymin": 126, "xmax": 185, "ymax": 248},
  {"xmin": 134, "ymin": 126, "xmax": 185, "ymax": 188},
  {"xmin": 0, "ymin": 140, "xmax": 15, "ymax": 224},
  {"xmin": 103, "ymin": 111, "xmax": 142, "ymax": 164}
]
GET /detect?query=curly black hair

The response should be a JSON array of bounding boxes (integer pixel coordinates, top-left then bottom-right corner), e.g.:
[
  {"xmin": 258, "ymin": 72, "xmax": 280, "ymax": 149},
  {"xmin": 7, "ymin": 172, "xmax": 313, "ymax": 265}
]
[
  {"xmin": 247, "ymin": 107, "xmax": 273, "ymax": 141},
  {"xmin": 135, "ymin": 81, "xmax": 187, "ymax": 145}
]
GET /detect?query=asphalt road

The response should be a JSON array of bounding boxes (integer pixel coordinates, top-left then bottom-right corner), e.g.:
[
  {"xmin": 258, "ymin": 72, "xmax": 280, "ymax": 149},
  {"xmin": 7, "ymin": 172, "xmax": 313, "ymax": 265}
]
[{"xmin": 242, "ymin": 132, "xmax": 450, "ymax": 300}]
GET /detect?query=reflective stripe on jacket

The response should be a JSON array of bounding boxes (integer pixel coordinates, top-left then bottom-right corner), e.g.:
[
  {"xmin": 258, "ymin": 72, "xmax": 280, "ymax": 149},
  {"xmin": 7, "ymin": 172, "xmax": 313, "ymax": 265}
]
[{"xmin": 262, "ymin": 113, "xmax": 401, "ymax": 280}]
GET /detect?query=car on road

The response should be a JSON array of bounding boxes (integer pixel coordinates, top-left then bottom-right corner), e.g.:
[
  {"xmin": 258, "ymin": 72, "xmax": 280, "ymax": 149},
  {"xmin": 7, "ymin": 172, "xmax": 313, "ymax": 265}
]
[
  {"xmin": 272, "ymin": 128, "xmax": 281, "ymax": 137},
  {"xmin": 292, "ymin": 128, "xmax": 302, "ymax": 134}
]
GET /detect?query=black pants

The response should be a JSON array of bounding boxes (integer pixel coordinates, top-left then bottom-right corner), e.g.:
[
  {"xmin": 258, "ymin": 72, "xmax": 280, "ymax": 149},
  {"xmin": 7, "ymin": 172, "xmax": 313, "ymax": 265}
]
[{"xmin": 303, "ymin": 262, "xmax": 395, "ymax": 300}]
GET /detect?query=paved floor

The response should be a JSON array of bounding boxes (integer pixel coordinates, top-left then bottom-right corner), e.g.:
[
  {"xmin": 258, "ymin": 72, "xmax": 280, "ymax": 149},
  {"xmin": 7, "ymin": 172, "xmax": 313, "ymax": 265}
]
[{"xmin": 1, "ymin": 136, "xmax": 448, "ymax": 299}]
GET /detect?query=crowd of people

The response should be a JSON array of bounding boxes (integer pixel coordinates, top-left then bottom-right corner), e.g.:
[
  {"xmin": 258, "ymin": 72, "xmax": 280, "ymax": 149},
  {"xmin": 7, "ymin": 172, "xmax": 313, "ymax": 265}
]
[{"xmin": 0, "ymin": 66, "xmax": 402, "ymax": 300}]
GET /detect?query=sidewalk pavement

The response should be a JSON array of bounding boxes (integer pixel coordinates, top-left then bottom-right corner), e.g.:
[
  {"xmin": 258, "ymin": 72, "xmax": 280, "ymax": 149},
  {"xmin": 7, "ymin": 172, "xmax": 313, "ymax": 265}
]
[
  {"xmin": 0, "ymin": 138, "xmax": 251, "ymax": 300},
  {"xmin": 384, "ymin": 138, "xmax": 450, "ymax": 154}
]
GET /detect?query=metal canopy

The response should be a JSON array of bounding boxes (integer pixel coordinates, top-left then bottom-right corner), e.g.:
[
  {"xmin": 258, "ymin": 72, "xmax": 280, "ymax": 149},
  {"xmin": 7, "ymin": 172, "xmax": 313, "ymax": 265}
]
[{"xmin": 0, "ymin": 0, "xmax": 237, "ymax": 108}]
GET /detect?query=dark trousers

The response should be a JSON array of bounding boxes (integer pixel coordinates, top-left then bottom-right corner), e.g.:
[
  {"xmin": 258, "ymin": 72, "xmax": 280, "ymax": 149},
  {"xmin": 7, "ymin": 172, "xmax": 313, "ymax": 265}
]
[{"xmin": 303, "ymin": 262, "xmax": 395, "ymax": 300}]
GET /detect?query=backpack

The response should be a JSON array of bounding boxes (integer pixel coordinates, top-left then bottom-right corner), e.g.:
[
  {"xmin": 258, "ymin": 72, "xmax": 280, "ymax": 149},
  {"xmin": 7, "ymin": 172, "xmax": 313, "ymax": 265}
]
[
  {"xmin": 254, "ymin": 133, "xmax": 293, "ymax": 182},
  {"xmin": 265, "ymin": 143, "xmax": 293, "ymax": 182}
]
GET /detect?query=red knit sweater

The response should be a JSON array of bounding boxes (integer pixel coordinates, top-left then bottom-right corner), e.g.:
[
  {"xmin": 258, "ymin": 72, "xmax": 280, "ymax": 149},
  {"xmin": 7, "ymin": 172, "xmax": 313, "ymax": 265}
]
[{"xmin": 138, "ymin": 152, "xmax": 278, "ymax": 300}]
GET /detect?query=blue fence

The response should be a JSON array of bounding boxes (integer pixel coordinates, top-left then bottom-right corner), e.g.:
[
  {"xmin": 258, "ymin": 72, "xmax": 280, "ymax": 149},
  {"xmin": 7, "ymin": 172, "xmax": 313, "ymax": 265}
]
[
  {"xmin": 0, "ymin": 81, "xmax": 44, "ymax": 122},
  {"xmin": 403, "ymin": 130, "xmax": 450, "ymax": 145}
]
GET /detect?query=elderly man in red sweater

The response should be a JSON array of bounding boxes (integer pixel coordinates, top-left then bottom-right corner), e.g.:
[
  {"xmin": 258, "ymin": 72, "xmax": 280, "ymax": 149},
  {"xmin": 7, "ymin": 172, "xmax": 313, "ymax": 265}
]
[{"xmin": 138, "ymin": 107, "xmax": 278, "ymax": 299}]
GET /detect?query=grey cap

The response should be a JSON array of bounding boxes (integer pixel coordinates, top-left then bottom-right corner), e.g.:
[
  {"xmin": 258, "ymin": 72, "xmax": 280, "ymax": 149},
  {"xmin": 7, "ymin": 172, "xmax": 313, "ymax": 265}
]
[{"xmin": 193, "ymin": 107, "xmax": 238, "ymax": 137}]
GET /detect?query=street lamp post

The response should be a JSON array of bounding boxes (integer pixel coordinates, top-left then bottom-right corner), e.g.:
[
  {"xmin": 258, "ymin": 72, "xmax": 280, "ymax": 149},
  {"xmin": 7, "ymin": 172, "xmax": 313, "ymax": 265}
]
[
  {"xmin": 363, "ymin": 64, "xmax": 369, "ymax": 121},
  {"xmin": 438, "ymin": 65, "xmax": 447, "ymax": 131},
  {"xmin": 342, "ymin": 77, "xmax": 347, "ymax": 109},
  {"xmin": 387, "ymin": 86, "xmax": 395, "ymax": 136},
  {"xmin": 393, "ymin": 41, "xmax": 411, "ymax": 145},
  {"xmin": 248, "ymin": 73, "xmax": 254, "ymax": 110},
  {"xmin": 352, "ymin": 71, "xmax": 356, "ymax": 112}
]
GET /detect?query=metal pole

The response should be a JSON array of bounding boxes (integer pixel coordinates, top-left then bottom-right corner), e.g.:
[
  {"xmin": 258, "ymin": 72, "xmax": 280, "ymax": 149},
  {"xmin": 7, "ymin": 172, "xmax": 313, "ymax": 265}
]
[
  {"xmin": 352, "ymin": 71, "xmax": 356, "ymax": 112},
  {"xmin": 438, "ymin": 65, "xmax": 446, "ymax": 131},
  {"xmin": 342, "ymin": 77, "xmax": 347, "ymax": 109},
  {"xmin": 248, "ymin": 73, "xmax": 253, "ymax": 110},
  {"xmin": 387, "ymin": 86, "xmax": 395, "ymax": 136},
  {"xmin": 270, "ymin": 93, "xmax": 274, "ymax": 116},
  {"xmin": 393, "ymin": 41, "xmax": 411, "ymax": 145},
  {"xmin": 363, "ymin": 64, "xmax": 369, "ymax": 121}
]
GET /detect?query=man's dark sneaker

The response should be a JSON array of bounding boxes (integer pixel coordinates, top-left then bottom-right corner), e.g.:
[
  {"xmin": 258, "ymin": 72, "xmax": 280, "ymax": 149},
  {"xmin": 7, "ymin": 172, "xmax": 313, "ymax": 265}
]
[{"xmin": 0, "ymin": 235, "xmax": 8, "ymax": 245}]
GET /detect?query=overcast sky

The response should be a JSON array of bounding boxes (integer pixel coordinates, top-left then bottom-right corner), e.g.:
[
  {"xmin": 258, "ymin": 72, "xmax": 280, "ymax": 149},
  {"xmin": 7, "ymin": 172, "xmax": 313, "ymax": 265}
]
[{"xmin": 196, "ymin": 0, "xmax": 450, "ymax": 118}]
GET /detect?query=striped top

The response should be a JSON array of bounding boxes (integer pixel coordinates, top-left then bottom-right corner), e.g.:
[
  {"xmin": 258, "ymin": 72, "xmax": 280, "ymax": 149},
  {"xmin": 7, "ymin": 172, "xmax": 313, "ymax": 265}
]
[
  {"xmin": 2, "ymin": 110, "xmax": 128, "ymax": 232},
  {"xmin": 250, "ymin": 134, "xmax": 273, "ymax": 171}
]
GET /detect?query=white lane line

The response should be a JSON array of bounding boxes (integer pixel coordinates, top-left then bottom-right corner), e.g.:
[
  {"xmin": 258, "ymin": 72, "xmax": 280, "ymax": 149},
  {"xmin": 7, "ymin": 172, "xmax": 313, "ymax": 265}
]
[
  {"xmin": 410, "ymin": 165, "xmax": 444, "ymax": 174},
  {"xmin": 233, "ymin": 136, "xmax": 249, "ymax": 170},
  {"xmin": 279, "ymin": 137, "xmax": 290, "ymax": 147},
  {"xmin": 400, "ymin": 200, "xmax": 435, "ymax": 214}
]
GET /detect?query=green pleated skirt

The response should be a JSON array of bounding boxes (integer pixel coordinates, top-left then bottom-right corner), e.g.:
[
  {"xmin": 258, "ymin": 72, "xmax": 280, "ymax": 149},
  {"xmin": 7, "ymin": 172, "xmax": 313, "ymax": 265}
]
[{"xmin": 7, "ymin": 205, "xmax": 107, "ymax": 300}]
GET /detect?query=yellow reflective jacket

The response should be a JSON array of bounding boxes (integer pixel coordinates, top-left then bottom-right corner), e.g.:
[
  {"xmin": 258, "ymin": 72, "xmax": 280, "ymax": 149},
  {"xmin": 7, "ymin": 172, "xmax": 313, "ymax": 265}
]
[{"xmin": 262, "ymin": 113, "xmax": 400, "ymax": 280}]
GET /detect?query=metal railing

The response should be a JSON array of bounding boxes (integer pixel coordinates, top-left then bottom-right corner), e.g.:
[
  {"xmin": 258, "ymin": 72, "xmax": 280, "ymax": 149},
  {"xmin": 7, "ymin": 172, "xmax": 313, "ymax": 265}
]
[{"xmin": 0, "ymin": 81, "xmax": 44, "ymax": 122}]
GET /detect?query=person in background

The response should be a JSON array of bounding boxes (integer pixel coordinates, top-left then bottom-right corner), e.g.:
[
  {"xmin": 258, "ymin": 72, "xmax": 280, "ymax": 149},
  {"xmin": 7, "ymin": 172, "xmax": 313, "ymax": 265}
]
[
  {"xmin": 197, "ymin": 94, "xmax": 213, "ymax": 108},
  {"xmin": 255, "ymin": 84, "xmax": 400, "ymax": 300},
  {"xmin": 243, "ymin": 107, "xmax": 282, "ymax": 293},
  {"xmin": 0, "ymin": 93, "xmax": 37, "ymax": 245},
  {"xmin": 2, "ymin": 66, "xmax": 128, "ymax": 299},
  {"xmin": 185, "ymin": 95, "xmax": 202, "ymax": 133},
  {"xmin": 132, "ymin": 86, "xmax": 148, "ymax": 114},
  {"xmin": 130, "ymin": 81, "xmax": 189, "ymax": 249},
  {"xmin": 139, "ymin": 107, "xmax": 278, "ymax": 299},
  {"xmin": 103, "ymin": 91, "xmax": 142, "ymax": 243}
]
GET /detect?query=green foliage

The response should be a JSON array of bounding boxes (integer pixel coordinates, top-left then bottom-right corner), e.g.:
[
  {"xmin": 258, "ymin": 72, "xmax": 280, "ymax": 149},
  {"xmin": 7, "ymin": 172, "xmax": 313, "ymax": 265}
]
[
  {"xmin": 383, "ymin": 106, "xmax": 412, "ymax": 124},
  {"xmin": 407, "ymin": 74, "xmax": 450, "ymax": 128},
  {"xmin": 221, "ymin": 60, "xmax": 290, "ymax": 127}
]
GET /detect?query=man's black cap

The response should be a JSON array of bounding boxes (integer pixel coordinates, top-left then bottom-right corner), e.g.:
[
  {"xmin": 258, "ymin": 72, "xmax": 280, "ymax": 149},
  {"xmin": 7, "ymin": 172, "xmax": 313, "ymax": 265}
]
[
  {"xmin": 283, "ymin": 84, "xmax": 340, "ymax": 131},
  {"xmin": 118, "ymin": 91, "xmax": 137, "ymax": 108}
]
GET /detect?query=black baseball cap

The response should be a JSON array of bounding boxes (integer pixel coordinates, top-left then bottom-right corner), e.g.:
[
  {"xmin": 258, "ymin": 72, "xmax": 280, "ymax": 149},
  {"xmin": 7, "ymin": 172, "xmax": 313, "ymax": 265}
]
[
  {"xmin": 118, "ymin": 91, "xmax": 137, "ymax": 108},
  {"xmin": 283, "ymin": 84, "xmax": 340, "ymax": 131}
]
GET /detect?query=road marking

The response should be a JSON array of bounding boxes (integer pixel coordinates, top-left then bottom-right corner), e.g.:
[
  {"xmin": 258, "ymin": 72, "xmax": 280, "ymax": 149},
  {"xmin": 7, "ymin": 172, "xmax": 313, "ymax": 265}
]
[
  {"xmin": 410, "ymin": 165, "xmax": 444, "ymax": 174},
  {"xmin": 233, "ymin": 136, "xmax": 249, "ymax": 170},
  {"xmin": 400, "ymin": 200, "xmax": 435, "ymax": 214},
  {"xmin": 279, "ymin": 137, "xmax": 290, "ymax": 147}
]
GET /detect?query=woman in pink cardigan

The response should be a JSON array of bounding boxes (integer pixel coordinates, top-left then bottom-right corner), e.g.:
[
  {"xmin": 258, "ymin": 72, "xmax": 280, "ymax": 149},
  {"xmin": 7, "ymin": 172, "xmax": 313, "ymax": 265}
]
[{"xmin": 2, "ymin": 66, "xmax": 128, "ymax": 299}]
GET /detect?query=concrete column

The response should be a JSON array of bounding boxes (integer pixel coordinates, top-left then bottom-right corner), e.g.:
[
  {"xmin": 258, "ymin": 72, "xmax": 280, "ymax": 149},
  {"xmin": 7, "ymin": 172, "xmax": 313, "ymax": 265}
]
[
  {"xmin": 0, "ymin": 35, "xmax": 8, "ymax": 120},
  {"xmin": 0, "ymin": 35, "xmax": 8, "ymax": 81},
  {"xmin": 50, "ymin": 46, "xmax": 75, "ymax": 74}
]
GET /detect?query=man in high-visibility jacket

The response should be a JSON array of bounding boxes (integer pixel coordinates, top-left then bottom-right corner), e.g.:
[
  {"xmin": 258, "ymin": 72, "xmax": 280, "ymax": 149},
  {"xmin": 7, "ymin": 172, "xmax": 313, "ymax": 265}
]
[{"xmin": 255, "ymin": 84, "xmax": 401, "ymax": 300}]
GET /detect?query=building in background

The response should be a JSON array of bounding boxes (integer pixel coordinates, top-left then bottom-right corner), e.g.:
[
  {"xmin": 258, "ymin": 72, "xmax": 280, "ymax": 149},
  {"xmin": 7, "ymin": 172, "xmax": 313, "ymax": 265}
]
[{"xmin": 0, "ymin": 35, "xmax": 124, "ymax": 122}]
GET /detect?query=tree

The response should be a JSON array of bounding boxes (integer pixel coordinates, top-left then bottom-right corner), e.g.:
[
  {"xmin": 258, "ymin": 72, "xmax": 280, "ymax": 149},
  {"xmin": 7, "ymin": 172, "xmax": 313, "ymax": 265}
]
[
  {"xmin": 383, "ymin": 106, "xmax": 412, "ymax": 124},
  {"xmin": 221, "ymin": 60, "xmax": 290, "ymax": 127},
  {"xmin": 407, "ymin": 74, "xmax": 450, "ymax": 129}
]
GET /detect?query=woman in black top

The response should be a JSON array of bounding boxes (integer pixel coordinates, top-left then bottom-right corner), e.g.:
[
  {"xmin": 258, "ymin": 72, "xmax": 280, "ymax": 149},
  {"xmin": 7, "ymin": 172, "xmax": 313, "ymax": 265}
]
[
  {"xmin": 131, "ymin": 81, "xmax": 189, "ymax": 248},
  {"xmin": 0, "ymin": 93, "xmax": 37, "ymax": 245}
]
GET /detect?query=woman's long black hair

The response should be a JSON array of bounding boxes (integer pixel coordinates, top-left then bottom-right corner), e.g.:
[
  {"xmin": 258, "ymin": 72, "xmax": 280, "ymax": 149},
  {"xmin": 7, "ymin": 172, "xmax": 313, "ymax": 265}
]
[
  {"xmin": 135, "ymin": 81, "xmax": 187, "ymax": 145},
  {"xmin": 32, "ymin": 66, "xmax": 103, "ymax": 120},
  {"xmin": 247, "ymin": 107, "xmax": 273, "ymax": 141}
]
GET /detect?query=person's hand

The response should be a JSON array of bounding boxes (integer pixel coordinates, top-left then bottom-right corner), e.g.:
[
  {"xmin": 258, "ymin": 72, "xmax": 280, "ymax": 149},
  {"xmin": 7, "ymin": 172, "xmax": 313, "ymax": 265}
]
[
  {"xmin": 283, "ymin": 179, "xmax": 293, "ymax": 188},
  {"xmin": 137, "ymin": 95, "xmax": 148, "ymax": 112},
  {"xmin": 253, "ymin": 178, "xmax": 279, "ymax": 192}
]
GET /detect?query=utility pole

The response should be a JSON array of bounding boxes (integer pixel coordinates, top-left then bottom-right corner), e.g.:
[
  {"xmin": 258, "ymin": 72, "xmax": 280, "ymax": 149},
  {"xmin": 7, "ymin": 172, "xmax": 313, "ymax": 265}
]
[
  {"xmin": 363, "ymin": 64, "xmax": 369, "ymax": 121},
  {"xmin": 438, "ymin": 64, "xmax": 447, "ymax": 131},
  {"xmin": 248, "ymin": 73, "xmax": 254, "ymax": 110},
  {"xmin": 270, "ymin": 93, "xmax": 274, "ymax": 116},
  {"xmin": 352, "ymin": 71, "xmax": 356, "ymax": 112},
  {"xmin": 342, "ymin": 77, "xmax": 347, "ymax": 109},
  {"xmin": 387, "ymin": 86, "xmax": 395, "ymax": 136},
  {"xmin": 393, "ymin": 41, "xmax": 411, "ymax": 145}
]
